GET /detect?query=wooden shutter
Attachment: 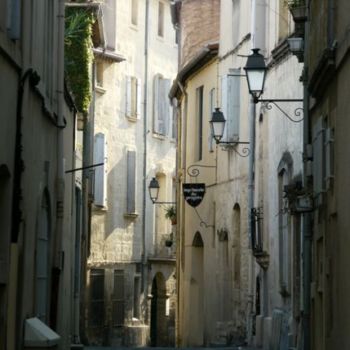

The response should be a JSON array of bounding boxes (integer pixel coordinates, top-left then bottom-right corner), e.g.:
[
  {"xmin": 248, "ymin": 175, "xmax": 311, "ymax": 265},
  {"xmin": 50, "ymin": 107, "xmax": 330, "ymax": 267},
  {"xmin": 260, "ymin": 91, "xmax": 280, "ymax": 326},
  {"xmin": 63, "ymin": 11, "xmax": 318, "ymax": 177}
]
[
  {"xmin": 94, "ymin": 133, "xmax": 107, "ymax": 207},
  {"xmin": 126, "ymin": 150, "xmax": 136, "ymax": 213},
  {"xmin": 227, "ymin": 70, "xmax": 241, "ymax": 142},
  {"xmin": 312, "ymin": 117, "xmax": 325, "ymax": 204},
  {"xmin": 162, "ymin": 79, "xmax": 171, "ymax": 135},
  {"xmin": 208, "ymin": 88, "xmax": 215, "ymax": 152},
  {"xmin": 126, "ymin": 76, "xmax": 132, "ymax": 118},
  {"xmin": 153, "ymin": 76, "xmax": 160, "ymax": 133},
  {"xmin": 7, "ymin": 0, "xmax": 21, "ymax": 39},
  {"xmin": 102, "ymin": 0, "xmax": 116, "ymax": 50},
  {"xmin": 158, "ymin": 78, "xmax": 166, "ymax": 135},
  {"xmin": 325, "ymin": 127, "xmax": 334, "ymax": 190},
  {"xmin": 221, "ymin": 75, "xmax": 228, "ymax": 141},
  {"xmin": 112, "ymin": 270, "xmax": 125, "ymax": 326},
  {"xmin": 136, "ymin": 78, "xmax": 142, "ymax": 119},
  {"xmin": 89, "ymin": 269, "xmax": 105, "ymax": 327}
]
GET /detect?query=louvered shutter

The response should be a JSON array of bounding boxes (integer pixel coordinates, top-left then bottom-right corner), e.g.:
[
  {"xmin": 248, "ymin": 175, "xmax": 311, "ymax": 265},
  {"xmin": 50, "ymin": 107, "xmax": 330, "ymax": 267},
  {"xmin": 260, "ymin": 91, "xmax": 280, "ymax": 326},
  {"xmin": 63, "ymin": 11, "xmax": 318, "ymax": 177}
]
[
  {"xmin": 158, "ymin": 78, "xmax": 166, "ymax": 135},
  {"xmin": 136, "ymin": 78, "xmax": 142, "ymax": 119},
  {"xmin": 325, "ymin": 127, "xmax": 334, "ymax": 190},
  {"xmin": 208, "ymin": 88, "xmax": 215, "ymax": 152},
  {"xmin": 162, "ymin": 79, "xmax": 171, "ymax": 135},
  {"xmin": 94, "ymin": 133, "xmax": 107, "ymax": 207},
  {"xmin": 221, "ymin": 75, "xmax": 228, "ymax": 141},
  {"xmin": 312, "ymin": 117, "xmax": 325, "ymax": 204},
  {"xmin": 227, "ymin": 70, "xmax": 241, "ymax": 142},
  {"xmin": 126, "ymin": 150, "xmax": 136, "ymax": 213},
  {"xmin": 153, "ymin": 76, "xmax": 160, "ymax": 133},
  {"xmin": 102, "ymin": 0, "xmax": 116, "ymax": 50},
  {"xmin": 126, "ymin": 76, "xmax": 132, "ymax": 118}
]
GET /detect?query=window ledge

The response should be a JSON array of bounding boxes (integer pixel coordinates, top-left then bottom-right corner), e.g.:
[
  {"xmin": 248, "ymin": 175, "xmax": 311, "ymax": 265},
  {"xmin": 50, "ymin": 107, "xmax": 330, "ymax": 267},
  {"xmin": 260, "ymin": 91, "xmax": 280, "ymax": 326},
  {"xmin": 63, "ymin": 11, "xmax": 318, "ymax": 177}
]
[
  {"xmin": 95, "ymin": 85, "xmax": 106, "ymax": 94},
  {"xmin": 92, "ymin": 204, "xmax": 108, "ymax": 212},
  {"xmin": 126, "ymin": 115, "xmax": 138, "ymax": 123},
  {"xmin": 152, "ymin": 133, "xmax": 166, "ymax": 140},
  {"xmin": 124, "ymin": 212, "xmax": 139, "ymax": 219}
]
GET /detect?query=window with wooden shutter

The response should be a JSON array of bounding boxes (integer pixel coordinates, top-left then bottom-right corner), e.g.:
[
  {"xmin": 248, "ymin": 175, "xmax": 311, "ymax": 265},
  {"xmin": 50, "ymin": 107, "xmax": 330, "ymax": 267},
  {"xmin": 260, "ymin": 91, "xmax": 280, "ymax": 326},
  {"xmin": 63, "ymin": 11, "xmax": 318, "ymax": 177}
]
[
  {"xmin": 222, "ymin": 70, "xmax": 241, "ymax": 143},
  {"xmin": 89, "ymin": 269, "xmax": 105, "ymax": 327},
  {"xmin": 94, "ymin": 133, "xmax": 107, "ymax": 207},
  {"xmin": 312, "ymin": 117, "xmax": 325, "ymax": 205},
  {"xmin": 126, "ymin": 76, "xmax": 140, "ymax": 120},
  {"xmin": 112, "ymin": 270, "xmax": 125, "ymax": 326},
  {"xmin": 153, "ymin": 75, "xmax": 171, "ymax": 136},
  {"xmin": 102, "ymin": 0, "xmax": 116, "ymax": 50},
  {"xmin": 131, "ymin": 0, "xmax": 138, "ymax": 26},
  {"xmin": 126, "ymin": 150, "xmax": 136, "ymax": 214},
  {"xmin": 208, "ymin": 88, "xmax": 216, "ymax": 152},
  {"xmin": 158, "ymin": 1, "xmax": 164, "ymax": 37},
  {"xmin": 196, "ymin": 86, "xmax": 204, "ymax": 161},
  {"xmin": 133, "ymin": 275, "xmax": 141, "ymax": 319},
  {"xmin": 325, "ymin": 126, "xmax": 334, "ymax": 190}
]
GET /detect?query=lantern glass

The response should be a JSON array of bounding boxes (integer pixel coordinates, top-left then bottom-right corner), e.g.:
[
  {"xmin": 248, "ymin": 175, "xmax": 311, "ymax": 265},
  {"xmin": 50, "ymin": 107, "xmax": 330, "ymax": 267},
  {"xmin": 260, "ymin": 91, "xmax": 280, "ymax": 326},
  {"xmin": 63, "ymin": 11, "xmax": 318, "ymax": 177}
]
[
  {"xmin": 149, "ymin": 177, "xmax": 160, "ymax": 203},
  {"xmin": 210, "ymin": 108, "xmax": 226, "ymax": 143}
]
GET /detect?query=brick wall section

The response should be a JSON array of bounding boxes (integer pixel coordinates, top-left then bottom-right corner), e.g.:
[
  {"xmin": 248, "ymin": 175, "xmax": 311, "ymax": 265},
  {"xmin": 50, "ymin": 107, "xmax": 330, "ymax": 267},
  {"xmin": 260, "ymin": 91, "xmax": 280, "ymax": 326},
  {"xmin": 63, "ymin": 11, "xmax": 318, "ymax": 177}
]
[{"xmin": 180, "ymin": 0, "xmax": 220, "ymax": 68}]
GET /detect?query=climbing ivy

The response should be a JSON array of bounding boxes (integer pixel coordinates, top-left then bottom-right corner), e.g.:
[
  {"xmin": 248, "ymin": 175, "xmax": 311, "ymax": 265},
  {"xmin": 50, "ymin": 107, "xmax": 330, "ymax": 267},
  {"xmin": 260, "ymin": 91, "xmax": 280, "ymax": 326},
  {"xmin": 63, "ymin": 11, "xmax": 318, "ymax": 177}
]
[{"xmin": 65, "ymin": 7, "xmax": 95, "ymax": 114}]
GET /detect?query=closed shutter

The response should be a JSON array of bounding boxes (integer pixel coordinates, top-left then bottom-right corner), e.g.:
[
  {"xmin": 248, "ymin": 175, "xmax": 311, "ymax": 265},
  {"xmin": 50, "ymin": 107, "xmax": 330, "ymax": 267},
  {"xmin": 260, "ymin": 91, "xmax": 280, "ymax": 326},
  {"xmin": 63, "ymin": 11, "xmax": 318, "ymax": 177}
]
[
  {"xmin": 126, "ymin": 150, "xmax": 136, "ymax": 213},
  {"xmin": 94, "ymin": 133, "xmax": 107, "ymax": 207},
  {"xmin": 102, "ymin": 0, "xmax": 116, "ymax": 50},
  {"xmin": 112, "ymin": 270, "xmax": 125, "ymax": 326},
  {"xmin": 153, "ymin": 76, "xmax": 160, "ymax": 133},
  {"xmin": 312, "ymin": 117, "xmax": 325, "ymax": 204},
  {"xmin": 227, "ymin": 69, "xmax": 241, "ymax": 142},
  {"xmin": 126, "ymin": 76, "xmax": 132, "ymax": 118},
  {"xmin": 7, "ymin": 0, "xmax": 21, "ymax": 39},
  {"xmin": 208, "ymin": 88, "xmax": 215, "ymax": 152},
  {"xmin": 324, "ymin": 127, "xmax": 334, "ymax": 190},
  {"xmin": 136, "ymin": 78, "xmax": 142, "ymax": 119},
  {"xmin": 158, "ymin": 78, "xmax": 166, "ymax": 135},
  {"xmin": 221, "ymin": 75, "xmax": 228, "ymax": 141},
  {"xmin": 89, "ymin": 269, "xmax": 105, "ymax": 327}
]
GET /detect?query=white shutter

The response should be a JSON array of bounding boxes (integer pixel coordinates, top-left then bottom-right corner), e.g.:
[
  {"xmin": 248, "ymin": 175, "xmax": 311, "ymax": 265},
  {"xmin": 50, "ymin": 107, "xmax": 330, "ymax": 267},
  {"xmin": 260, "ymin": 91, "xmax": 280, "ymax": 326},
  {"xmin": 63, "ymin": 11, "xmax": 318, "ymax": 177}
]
[
  {"xmin": 312, "ymin": 117, "xmax": 324, "ymax": 204},
  {"xmin": 102, "ymin": 0, "xmax": 116, "ymax": 50},
  {"xmin": 221, "ymin": 76, "xmax": 228, "ymax": 141},
  {"xmin": 136, "ymin": 78, "xmax": 142, "ymax": 119},
  {"xmin": 158, "ymin": 78, "xmax": 166, "ymax": 135},
  {"xmin": 162, "ymin": 79, "xmax": 171, "ymax": 135},
  {"xmin": 153, "ymin": 76, "xmax": 160, "ymax": 133},
  {"xmin": 126, "ymin": 76, "xmax": 132, "ymax": 118},
  {"xmin": 94, "ymin": 133, "xmax": 107, "ymax": 207},
  {"xmin": 227, "ymin": 69, "xmax": 241, "ymax": 142}
]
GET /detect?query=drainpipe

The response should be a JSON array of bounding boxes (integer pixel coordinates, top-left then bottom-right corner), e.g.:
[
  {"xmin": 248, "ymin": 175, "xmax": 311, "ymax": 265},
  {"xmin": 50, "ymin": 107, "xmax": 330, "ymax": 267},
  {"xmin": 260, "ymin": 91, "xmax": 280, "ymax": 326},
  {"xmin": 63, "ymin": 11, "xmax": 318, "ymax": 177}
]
[
  {"xmin": 302, "ymin": 2, "xmax": 311, "ymax": 350},
  {"xmin": 54, "ymin": 0, "xmax": 66, "ymax": 334},
  {"xmin": 142, "ymin": 0, "xmax": 150, "ymax": 295}
]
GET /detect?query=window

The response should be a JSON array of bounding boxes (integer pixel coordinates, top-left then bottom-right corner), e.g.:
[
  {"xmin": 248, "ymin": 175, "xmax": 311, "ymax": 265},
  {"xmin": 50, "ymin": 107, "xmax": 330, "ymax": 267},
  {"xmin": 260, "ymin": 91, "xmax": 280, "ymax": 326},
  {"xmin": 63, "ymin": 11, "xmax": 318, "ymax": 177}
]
[
  {"xmin": 133, "ymin": 275, "xmax": 141, "ymax": 318},
  {"xmin": 208, "ymin": 88, "xmax": 216, "ymax": 152},
  {"xmin": 126, "ymin": 76, "xmax": 142, "ymax": 120},
  {"xmin": 171, "ymin": 106, "xmax": 177, "ymax": 140},
  {"xmin": 158, "ymin": 1, "xmax": 164, "ymax": 37},
  {"xmin": 221, "ymin": 69, "xmax": 241, "ymax": 142},
  {"xmin": 126, "ymin": 150, "xmax": 136, "ymax": 214},
  {"xmin": 278, "ymin": 168, "xmax": 291, "ymax": 297},
  {"xmin": 35, "ymin": 191, "xmax": 51, "ymax": 322},
  {"xmin": 94, "ymin": 133, "xmax": 107, "ymax": 207},
  {"xmin": 6, "ymin": 0, "xmax": 21, "ymax": 39},
  {"xmin": 196, "ymin": 86, "xmax": 204, "ymax": 161},
  {"xmin": 102, "ymin": 0, "xmax": 116, "ymax": 50},
  {"xmin": 278, "ymin": 0, "xmax": 289, "ymax": 41},
  {"xmin": 153, "ymin": 75, "xmax": 171, "ymax": 136},
  {"xmin": 96, "ymin": 61, "xmax": 104, "ymax": 88},
  {"xmin": 112, "ymin": 270, "xmax": 125, "ymax": 326},
  {"xmin": 131, "ymin": 0, "xmax": 138, "ymax": 26},
  {"xmin": 89, "ymin": 269, "xmax": 105, "ymax": 326}
]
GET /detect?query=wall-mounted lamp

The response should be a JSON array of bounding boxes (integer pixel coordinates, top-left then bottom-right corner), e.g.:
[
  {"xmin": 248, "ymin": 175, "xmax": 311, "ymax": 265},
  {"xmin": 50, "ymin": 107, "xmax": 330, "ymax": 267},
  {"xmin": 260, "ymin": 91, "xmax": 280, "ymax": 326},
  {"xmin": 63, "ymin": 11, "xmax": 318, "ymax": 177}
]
[
  {"xmin": 287, "ymin": 37, "xmax": 304, "ymax": 62},
  {"xmin": 209, "ymin": 108, "xmax": 250, "ymax": 157},
  {"xmin": 148, "ymin": 177, "xmax": 175, "ymax": 205},
  {"xmin": 244, "ymin": 48, "xmax": 304, "ymax": 123}
]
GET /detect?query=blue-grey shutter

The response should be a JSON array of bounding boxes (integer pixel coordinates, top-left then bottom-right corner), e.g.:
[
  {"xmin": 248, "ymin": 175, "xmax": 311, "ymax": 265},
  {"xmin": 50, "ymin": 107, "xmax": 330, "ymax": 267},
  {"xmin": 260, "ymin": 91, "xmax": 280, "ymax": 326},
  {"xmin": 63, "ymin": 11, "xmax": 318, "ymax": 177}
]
[
  {"xmin": 136, "ymin": 78, "xmax": 142, "ymax": 119},
  {"xmin": 126, "ymin": 150, "xmax": 136, "ymax": 213},
  {"xmin": 94, "ymin": 133, "xmax": 107, "ymax": 207},
  {"xmin": 7, "ymin": 0, "xmax": 21, "ymax": 39},
  {"xmin": 208, "ymin": 88, "xmax": 215, "ymax": 152},
  {"xmin": 227, "ymin": 69, "xmax": 241, "ymax": 142},
  {"xmin": 153, "ymin": 76, "xmax": 160, "ymax": 133},
  {"xmin": 126, "ymin": 76, "xmax": 132, "ymax": 118},
  {"xmin": 102, "ymin": 0, "xmax": 116, "ymax": 50},
  {"xmin": 312, "ymin": 117, "xmax": 324, "ymax": 204},
  {"xmin": 221, "ymin": 76, "xmax": 228, "ymax": 141}
]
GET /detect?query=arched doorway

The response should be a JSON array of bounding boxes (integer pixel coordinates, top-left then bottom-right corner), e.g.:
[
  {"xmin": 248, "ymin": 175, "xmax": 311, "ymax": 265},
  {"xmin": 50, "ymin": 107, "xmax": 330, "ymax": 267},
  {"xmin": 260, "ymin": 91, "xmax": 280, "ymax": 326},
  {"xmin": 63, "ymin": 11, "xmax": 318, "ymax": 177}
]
[
  {"xmin": 190, "ymin": 232, "xmax": 204, "ymax": 346},
  {"xmin": 150, "ymin": 272, "xmax": 166, "ymax": 346}
]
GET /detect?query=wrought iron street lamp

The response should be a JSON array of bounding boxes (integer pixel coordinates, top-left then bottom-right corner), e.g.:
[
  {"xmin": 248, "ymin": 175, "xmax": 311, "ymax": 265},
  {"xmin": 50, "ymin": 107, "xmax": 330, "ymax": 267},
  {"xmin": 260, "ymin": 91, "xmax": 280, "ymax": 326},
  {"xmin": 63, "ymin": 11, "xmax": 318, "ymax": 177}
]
[
  {"xmin": 244, "ymin": 48, "xmax": 304, "ymax": 122},
  {"xmin": 148, "ymin": 177, "xmax": 175, "ymax": 204}
]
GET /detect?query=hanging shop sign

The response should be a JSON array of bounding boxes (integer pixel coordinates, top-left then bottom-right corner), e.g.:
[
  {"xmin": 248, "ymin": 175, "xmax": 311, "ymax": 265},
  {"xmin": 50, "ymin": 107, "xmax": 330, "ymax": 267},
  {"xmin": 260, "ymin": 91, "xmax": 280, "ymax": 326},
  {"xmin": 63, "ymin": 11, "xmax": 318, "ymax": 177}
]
[{"xmin": 182, "ymin": 183, "xmax": 206, "ymax": 207}]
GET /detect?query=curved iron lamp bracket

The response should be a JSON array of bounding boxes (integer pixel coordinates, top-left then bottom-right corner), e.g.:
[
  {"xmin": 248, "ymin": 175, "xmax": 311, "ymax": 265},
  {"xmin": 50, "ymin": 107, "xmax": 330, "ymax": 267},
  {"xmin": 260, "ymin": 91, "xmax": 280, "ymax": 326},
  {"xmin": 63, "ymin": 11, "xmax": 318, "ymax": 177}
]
[
  {"xmin": 258, "ymin": 99, "xmax": 304, "ymax": 123},
  {"xmin": 194, "ymin": 207, "xmax": 214, "ymax": 229},
  {"xmin": 187, "ymin": 164, "xmax": 216, "ymax": 178},
  {"xmin": 217, "ymin": 141, "xmax": 251, "ymax": 157}
]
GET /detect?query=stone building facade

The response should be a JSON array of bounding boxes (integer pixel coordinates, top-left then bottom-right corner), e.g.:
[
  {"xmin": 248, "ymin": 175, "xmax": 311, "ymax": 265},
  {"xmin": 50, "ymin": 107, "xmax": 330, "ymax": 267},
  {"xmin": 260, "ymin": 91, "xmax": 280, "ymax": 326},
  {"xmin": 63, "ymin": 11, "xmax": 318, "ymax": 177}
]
[
  {"xmin": 85, "ymin": 0, "xmax": 178, "ymax": 346},
  {"xmin": 0, "ymin": 1, "xmax": 81, "ymax": 349}
]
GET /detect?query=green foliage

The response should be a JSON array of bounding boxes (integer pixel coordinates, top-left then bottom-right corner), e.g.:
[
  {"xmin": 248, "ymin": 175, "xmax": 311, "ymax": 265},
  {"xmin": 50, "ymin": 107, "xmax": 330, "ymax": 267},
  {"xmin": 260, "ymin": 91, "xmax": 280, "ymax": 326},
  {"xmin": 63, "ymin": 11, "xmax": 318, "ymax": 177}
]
[
  {"xmin": 164, "ymin": 205, "xmax": 176, "ymax": 220},
  {"xmin": 65, "ymin": 8, "xmax": 95, "ymax": 114},
  {"xmin": 285, "ymin": 0, "xmax": 305, "ymax": 8}
]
